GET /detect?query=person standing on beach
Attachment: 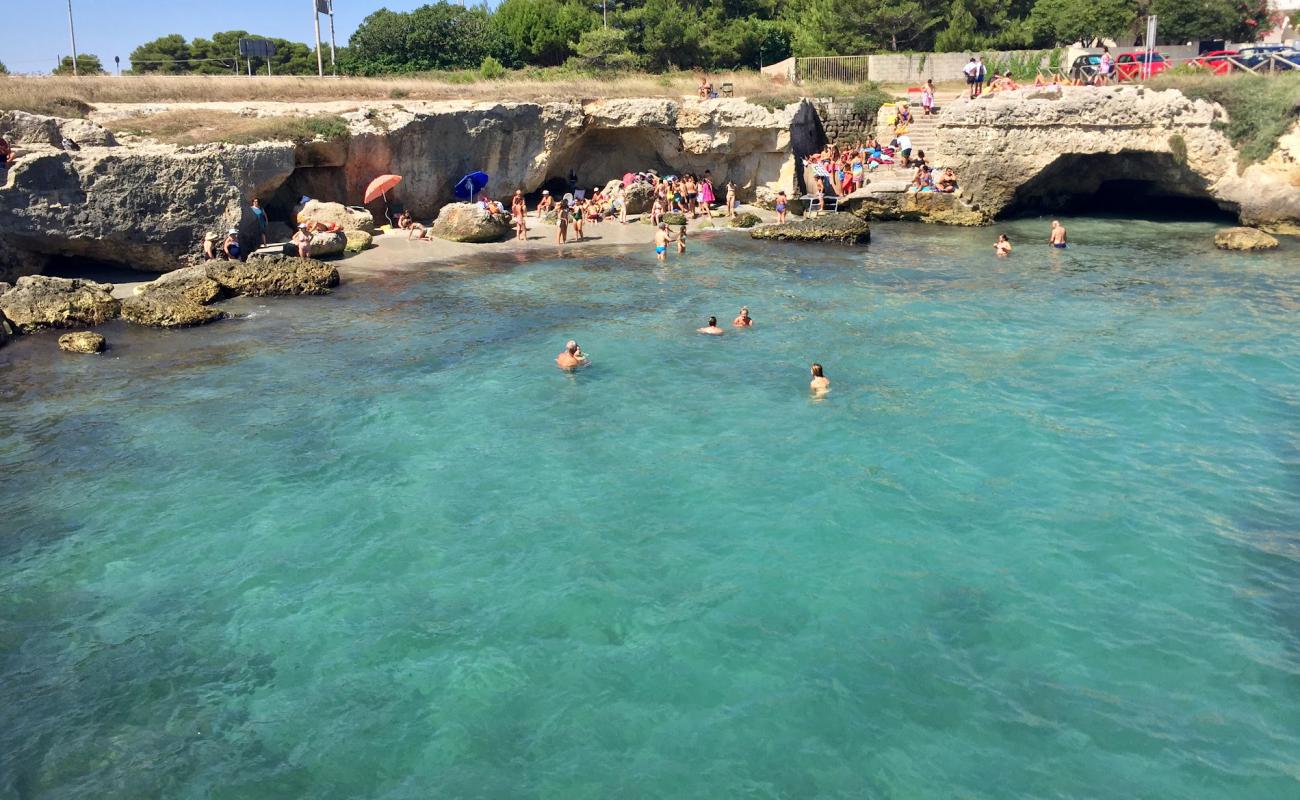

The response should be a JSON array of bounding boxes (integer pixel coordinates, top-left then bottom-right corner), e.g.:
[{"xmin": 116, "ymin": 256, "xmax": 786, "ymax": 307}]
[
  {"xmin": 572, "ymin": 199, "xmax": 586, "ymax": 241},
  {"xmin": 654, "ymin": 222, "xmax": 671, "ymax": 261},
  {"xmin": 511, "ymin": 190, "xmax": 527, "ymax": 241},
  {"xmin": 537, "ymin": 190, "xmax": 554, "ymax": 218},
  {"xmin": 1049, "ymin": 220, "xmax": 1068, "ymax": 248},
  {"xmin": 725, "ymin": 181, "xmax": 737, "ymax": 218},
  {"xmin": 557, "ymin": 203, "xmax": 570, "ymax": 244},
  {"xmin": 976, "ymin": 57, "xmax": 988, "ymax": 97},
  {"xmin": 775, "ymin": 190, "xmax": 789, "ymax": 223}
]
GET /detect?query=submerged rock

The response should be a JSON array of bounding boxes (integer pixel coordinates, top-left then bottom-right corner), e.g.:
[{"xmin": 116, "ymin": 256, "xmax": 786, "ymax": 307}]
[
  {"xmin": 749, "ymin": 213, "xmax": 871, "ymax": 244},
  {"xmin": 0, "ymin": 276, "xmax": 121, "ymax": 333},
  {"xmin": 431, "ymin": 203, "xmax": 512, "ymax": 243},
  {"xmin": 57, "ymin": 331, "xmax": 106, "ymax": 353},
  {"xmin": 209, "ymin": 256, "xmax": 339, "ymax": 296},
  {"xmin": 1214, "ymin": 226, "xmax": 1280, "ymax": 251},
  {"xmin": 850, "ymin": 191, "xmax": 986, "ymax": 226},
  {"xmin": 730, "ymin": 212, "xmax": 762, "ymax": 228},
  {"xmin": 121, "ymin": 294, "xmax": 226, "ymax": 328}
]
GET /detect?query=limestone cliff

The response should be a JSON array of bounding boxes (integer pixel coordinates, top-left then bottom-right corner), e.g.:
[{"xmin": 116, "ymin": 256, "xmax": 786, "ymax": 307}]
[
  {"xmin": 918, "ymin": 85, "xmax": 1300, "ymax": 230},
  {"xmin": 0, "ymin": 98, "xmax": 818, "ymax": 279}
]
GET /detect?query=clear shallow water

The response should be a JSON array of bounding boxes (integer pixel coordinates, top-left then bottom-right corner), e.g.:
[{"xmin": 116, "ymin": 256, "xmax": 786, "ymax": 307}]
[{"xmin": 2, "ymin": 218, "xmax": 1299, "ymax": 798}]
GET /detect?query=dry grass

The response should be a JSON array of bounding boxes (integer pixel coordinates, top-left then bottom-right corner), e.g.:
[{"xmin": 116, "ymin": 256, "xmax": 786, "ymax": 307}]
[
  {"xmin": 0, "ymin": 71, "xmax": 868, "ymax": 110},
  {"xmin": 106, "ymin": 110, "xmax": 351, "ymax": 145}
]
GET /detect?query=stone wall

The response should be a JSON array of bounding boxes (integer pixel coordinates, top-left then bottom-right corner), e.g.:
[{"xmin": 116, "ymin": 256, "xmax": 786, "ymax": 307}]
[
  {"xmin": 811, "ymin": 100, "xmax": 876, "ymax": 145},
  {"xmin": 865, "ymin": 44, "xmax": 1216, "ymax": 84}
]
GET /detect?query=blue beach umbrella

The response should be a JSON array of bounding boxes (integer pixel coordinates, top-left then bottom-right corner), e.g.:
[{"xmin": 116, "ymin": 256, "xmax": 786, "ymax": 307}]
[{"xmin": 454, "ymin": 171, "xmax": 490, "ymax": 201}]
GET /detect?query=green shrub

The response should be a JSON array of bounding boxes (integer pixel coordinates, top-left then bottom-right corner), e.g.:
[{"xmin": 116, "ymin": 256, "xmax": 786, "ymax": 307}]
[
  {"xmin": 1152, "ymin": 72, "xmax": 1300, "ymax": 168},
  {"xmin": 479, "ymin": 56, "xmax": 506, "ymax": 80},
  {"xmin": 1168, "ymin": 134, "xmax": 1188, "ymax": 166},
  {"xmin": 849, "ymin": 82, "xmax": 894, "ymax": 123},
  {"xmin": 748, "ymin": 95, "xmax": 791, "ymax": 112}
]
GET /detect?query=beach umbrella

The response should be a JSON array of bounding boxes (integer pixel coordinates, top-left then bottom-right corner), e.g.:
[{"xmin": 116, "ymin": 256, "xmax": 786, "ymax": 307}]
[
  {"xmin": 454, "ymin": 171, "xmax": 490, "ymax": 201},
  {"xmin": 364, "ymin": 173, "xmax": 402, "ymax": 204}
]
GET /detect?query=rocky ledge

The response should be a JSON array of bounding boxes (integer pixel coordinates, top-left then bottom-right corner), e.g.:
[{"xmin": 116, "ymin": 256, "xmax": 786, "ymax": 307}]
[
  {"xmin": 749, "ymin": 213, "xmax": 871, "ymax": 244},
  {"xmin": 0, "ymin": 258, "xmax": 340, "ymax": 342},
  {"xmin": 57, "ymin": 331, "xmax": 106, "ymax": 354},
  {"xmin": 1215, "ymin": 226, "xmax": 1281, "ymax": 251}
]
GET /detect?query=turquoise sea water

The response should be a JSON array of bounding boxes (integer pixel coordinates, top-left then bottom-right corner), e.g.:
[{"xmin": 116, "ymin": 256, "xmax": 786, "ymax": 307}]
[{"xmin": 2, "ymin": 218, "xmax": 1299, "ymax": 798}]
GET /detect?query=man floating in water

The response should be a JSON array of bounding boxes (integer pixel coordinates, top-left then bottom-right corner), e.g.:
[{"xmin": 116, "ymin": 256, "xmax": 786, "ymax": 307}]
[
  {"xmin": 1050, "ymin": 220, "xmax": 1068, "ymax": 248},
  {"xmin": 556, "ymin": 340, "xmax": 589, "ymax": 370},
  {"xmin": 732, "ymin": 307, "xmax": 752, "ymax": 327},
  {"xmin": 697, "ymin": 316, "xmax": 725, "ymax": 335}
]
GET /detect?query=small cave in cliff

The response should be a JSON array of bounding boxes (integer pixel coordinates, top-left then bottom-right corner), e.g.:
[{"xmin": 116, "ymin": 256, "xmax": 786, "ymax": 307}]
[
  {"xmin": 544, "ymin": 129, "xmax": 680, "ymax": 196},
  {"xmin": 264, "ymin": 165, "xmax": 348, "ymax": 222},
  {"xmin": 1001, "ymin": 152, "xmax": 1237, "ymax": 221}
]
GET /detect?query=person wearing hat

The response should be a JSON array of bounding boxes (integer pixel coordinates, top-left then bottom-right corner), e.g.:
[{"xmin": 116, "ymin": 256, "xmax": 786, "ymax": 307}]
[
  {"xmin": 291, "ymin": 223, "xmax": 312, "ymax": 258},
  {"xmin": 536, "ymin": 189, "xmax": 554, "ymax": 218},
  {"xmin": 222, "ymin": 229, "xmax": 242, "ymax": 260},
  {"xmin": 201, "ymin": 231, "xmax": 220, "ymax": 260}
]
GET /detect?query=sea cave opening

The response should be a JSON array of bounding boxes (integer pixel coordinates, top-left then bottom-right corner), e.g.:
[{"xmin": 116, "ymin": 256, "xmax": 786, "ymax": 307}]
[{"xmin": 1000, "ymin": 151, "xmax": 1237, "ymax": 222}]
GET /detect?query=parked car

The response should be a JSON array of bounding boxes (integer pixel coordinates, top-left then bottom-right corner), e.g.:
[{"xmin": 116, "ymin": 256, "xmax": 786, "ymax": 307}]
[
  {"xmin": 1116, "ymin": 52, "xmax": 1169, "ymax": 81},
  {"xmin": 1068, "ymin": 54, "xmax": 1100, "ymax": 82},
  {"xmin": 1192, "ymin": 49, "xmax": 1239, "ymax": 76},
  {"xmin": 1234, "ymin": 45, "xmax": 1300, "ymax": 71}
]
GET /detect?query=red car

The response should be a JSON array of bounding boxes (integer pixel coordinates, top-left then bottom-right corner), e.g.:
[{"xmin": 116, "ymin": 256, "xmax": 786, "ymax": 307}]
[
  {"xmin": 1192, "ymin": 50, "xmax": 1239, "ymax": 76},
  {"xmin": 1116, "ymin": 52, "xmax": 1169, "ymax": 81}
]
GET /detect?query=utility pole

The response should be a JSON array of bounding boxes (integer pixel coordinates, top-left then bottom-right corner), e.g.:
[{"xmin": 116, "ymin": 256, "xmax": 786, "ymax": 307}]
[
  {"xmin": 312, "ymin": 0, "xmax": 324, "ymax": 76},
  {"xmin": 66, "ymin": 0, "xmax": 79, "ymax": 76},
  {"xmin": 327, "ymin": 0, "xmax": 338, "ymax": 76}
]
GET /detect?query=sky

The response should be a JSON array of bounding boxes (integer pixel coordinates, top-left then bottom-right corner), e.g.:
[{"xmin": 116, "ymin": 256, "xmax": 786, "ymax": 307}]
[{"xmin": 0, "ymin": 1, "xmax": 470, "ymax": 73}]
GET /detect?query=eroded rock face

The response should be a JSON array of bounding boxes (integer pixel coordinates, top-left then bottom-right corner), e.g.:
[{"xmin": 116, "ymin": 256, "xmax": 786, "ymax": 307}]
[
  {"xmin": 731, "ymin": 212, "xmax": 762, "ymax": 228},
  {"xmin": 0, "ymin": 276, "xmax": 120, "ymax": 333},
  {"xmin": 344, "ymin": 230, "xmax": 374, "ymax": 252},
  {"xmin": 924, "ymin": 87, "xmax": 1300, "ymax": 227},
  {"xmin": 58, "ymin": 331, "xmax": 106, "ymax": 353},
  {"xmin": 432, "ymin": 203, "xmax": 512, "ymax": 243},
  {"xmin": 750, "ymin": 213, "xmax": 870, "ymax": 244},
  {"xmin": 121, "ymin": 294, "xmax": 226, "ymax": 328},
  {"xmin": 848, "ymin": 189, "xmax": 985, "ymax": 226},
  {"xmin": 1215, "ymin": 226, "xmax": 1280, "ymax": 250},
  {"xmin": 208, "ymin": 256, "xmax": 339, "ymax": 296}
]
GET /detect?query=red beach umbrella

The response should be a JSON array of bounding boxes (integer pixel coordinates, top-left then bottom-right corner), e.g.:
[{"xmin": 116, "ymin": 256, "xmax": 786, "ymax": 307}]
[{"xmin": 364, "ymin": 174, "xmax": 403, "ymax": 204}]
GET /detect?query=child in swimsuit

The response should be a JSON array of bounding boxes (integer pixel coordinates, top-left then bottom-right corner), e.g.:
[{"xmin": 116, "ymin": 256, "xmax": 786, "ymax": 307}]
[{"xmin": 677, "ymin": 224, "xmax": 687, "ymax": 254}]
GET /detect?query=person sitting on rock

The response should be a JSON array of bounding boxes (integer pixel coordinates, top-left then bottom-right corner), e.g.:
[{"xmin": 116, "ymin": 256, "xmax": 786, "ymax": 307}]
[
  {"xmin": 935, "ymin": 168, "xmax": 958, "ymax": 193},
  {"xmin": 292, "ymin": 224, "xmax": 312, "ymax": 258},
  {"xmin": 0, "ymin": 136, "xmax": 13, "ymax": 170},
  {"xmin": 202, "ymin": 232, "xmax": 219, "ymax": 261},
  {"xmin": 222, "ymin": 229, "xmax": 243, "ymax": 260},
  {"xmin": 536, "ymin": 190, "xmax": 554, "ymax": 218}
]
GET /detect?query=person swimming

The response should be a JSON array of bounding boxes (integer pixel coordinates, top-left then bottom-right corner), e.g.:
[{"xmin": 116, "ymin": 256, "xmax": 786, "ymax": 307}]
[
  {"xmin": 732, "ymin": 306, "xmax": 752, "ymax": 327},
  {"xmin": 810, "ymin": 363, "xmax": 830, "ymax": 393},
  {"xmin": 697, "ymin": 316, "xmax": 724, "ymax": 335},
  {"xmin": 556, "ymin": 340, "xmax": 588, "ymax": 370},
  {"xmin": 1050, "ymin": 220, "xmax": 1068, "ymax": 248},
  {"xmin": 994, "ymin": 234, "xmax": 1012, "ymax": 256}
]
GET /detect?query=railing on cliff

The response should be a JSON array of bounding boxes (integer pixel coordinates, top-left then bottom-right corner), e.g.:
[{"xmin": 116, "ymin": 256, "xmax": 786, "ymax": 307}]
[{"xmin": 796, "ymin": 56, "xmax": 871, "ymax": 84}]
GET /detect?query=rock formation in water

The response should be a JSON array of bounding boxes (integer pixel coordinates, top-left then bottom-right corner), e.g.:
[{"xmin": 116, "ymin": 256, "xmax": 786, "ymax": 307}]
[
  {"xmin": 57, "ymin": 331, "xmax": 106, "ymax": 353},
  {"xmin": 1215, "ymin": 226, "xmax": 1281, "ymax": 250},
  {"xmin": 750, "ymin": 213, "xmax": 871, "ymax": 243},
  {"xmin": 0, "ymin": 276, "xmax": 121, "ymax": 332}
]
